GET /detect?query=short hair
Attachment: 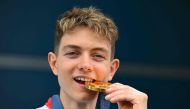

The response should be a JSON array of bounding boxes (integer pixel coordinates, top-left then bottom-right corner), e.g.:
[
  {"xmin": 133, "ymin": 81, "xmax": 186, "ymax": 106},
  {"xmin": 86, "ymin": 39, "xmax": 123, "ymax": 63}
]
[{"xmin": 54, "ymin": 7, "xmax": 118, "ymax": 59}]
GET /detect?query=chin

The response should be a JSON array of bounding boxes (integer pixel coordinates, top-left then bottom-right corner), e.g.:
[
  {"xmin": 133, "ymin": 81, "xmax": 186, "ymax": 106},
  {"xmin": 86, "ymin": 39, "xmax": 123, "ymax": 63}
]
[{"xmin": 74, "ymin": 91, "xmax": 98, "ymax": 102}]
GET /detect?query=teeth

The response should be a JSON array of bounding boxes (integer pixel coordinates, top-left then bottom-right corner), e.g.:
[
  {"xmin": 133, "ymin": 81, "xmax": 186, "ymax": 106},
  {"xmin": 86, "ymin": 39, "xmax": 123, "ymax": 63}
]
[
  {"xmin": 74, "ymin": 77, "xmax": 94, "ymax": 82},
  {"xmin": 81, "ymin": 78, "xmax": 85, "ymax": 81}
]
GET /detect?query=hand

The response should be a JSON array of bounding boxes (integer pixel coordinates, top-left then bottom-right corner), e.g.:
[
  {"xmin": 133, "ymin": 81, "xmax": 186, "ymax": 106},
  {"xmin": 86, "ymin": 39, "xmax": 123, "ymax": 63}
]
[{"xmin": 105, "ymin": 83, "xmax": 148, "ymax": 109}]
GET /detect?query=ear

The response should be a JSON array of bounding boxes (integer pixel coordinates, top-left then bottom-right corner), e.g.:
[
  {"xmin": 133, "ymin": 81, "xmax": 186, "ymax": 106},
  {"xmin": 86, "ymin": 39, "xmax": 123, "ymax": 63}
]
[
  {"xmin": 48, "ymin": 52, "xmax": 58, "ymax": 76},
  {"xmin": 108, "ymin": 59, "xmax": 120, "ymax": 81}
]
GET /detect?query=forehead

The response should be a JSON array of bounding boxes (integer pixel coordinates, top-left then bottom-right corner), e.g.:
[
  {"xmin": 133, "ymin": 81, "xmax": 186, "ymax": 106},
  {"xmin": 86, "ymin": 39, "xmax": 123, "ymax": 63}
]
[
  {"xmin": 65, "ymin": 27, "xmax": 109, "ymax": 41},
  {"xmin": 61, "ymin": 28, "xmax": 111, "ymax": 48}
]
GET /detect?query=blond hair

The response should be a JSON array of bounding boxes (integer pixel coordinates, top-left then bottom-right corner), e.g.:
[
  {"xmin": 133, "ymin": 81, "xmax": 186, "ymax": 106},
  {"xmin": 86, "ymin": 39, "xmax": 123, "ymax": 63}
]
[{"xmin": 54, "ymin": 7, "xmax": 118, "ymax": 59}]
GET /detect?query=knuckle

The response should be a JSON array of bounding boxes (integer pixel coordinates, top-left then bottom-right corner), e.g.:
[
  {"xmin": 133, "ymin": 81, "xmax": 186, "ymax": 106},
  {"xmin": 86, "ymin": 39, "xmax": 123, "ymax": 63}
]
[{"xmin": 138, "ymin": 92, "xmax": 148, "ymax": 101}]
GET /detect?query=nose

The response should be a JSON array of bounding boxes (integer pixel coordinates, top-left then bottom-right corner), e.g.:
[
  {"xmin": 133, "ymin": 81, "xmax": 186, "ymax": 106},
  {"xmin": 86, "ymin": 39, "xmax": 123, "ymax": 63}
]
[{"xmin": 77, "ymin": 54, "xmax": 93, "ymax": 72}]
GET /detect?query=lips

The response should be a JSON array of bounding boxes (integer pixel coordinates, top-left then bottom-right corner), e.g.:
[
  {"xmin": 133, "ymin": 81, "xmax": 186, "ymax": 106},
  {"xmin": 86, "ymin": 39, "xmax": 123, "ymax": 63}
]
[{"xmin": 73, "ymin": 76, "xmax": 95, "ymax": 85}]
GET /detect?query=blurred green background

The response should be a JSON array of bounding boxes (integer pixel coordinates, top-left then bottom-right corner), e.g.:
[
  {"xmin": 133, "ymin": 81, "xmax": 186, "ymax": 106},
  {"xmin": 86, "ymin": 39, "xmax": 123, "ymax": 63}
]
[{"xmin": 0, "ymin": 0, "xmax": 190, "ymax": 109}]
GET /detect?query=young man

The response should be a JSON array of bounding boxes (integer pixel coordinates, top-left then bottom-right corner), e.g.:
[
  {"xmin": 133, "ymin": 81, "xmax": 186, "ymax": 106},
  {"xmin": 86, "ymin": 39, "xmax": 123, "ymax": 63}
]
[{"xmin": 38, "ymin": 7, "xmax": 148, "ymax": 109}]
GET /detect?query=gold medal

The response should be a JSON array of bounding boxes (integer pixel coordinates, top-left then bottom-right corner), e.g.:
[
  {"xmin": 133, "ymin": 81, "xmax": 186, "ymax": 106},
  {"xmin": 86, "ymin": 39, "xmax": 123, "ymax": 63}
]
[{"xmin": 85, "ymin": 81, "xmax": 111, "ymax": 92}]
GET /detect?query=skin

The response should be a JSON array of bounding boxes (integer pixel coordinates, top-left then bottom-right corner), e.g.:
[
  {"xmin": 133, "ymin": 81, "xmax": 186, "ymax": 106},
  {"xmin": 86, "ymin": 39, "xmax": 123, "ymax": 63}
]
[
  {"xmin": 48, "ymin": 27, "xmax": 148, "ymax": 109},
  {"xmin": 105, "ymin": 83, "xmax": 148, "ymax": 109}
]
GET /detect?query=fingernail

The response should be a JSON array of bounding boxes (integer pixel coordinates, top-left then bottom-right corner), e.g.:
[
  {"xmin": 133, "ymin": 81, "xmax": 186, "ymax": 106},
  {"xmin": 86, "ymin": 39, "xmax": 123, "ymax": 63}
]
[{"xmin": 105, "ymin": 95, "xmax": 110, "ymax": 100}]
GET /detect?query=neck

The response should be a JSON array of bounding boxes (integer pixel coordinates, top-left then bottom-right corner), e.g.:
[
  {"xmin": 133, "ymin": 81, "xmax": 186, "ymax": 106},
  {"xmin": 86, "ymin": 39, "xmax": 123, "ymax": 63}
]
[{"xmin": 60, "ymin": 90, "xmax": 99, "ymax": 109}]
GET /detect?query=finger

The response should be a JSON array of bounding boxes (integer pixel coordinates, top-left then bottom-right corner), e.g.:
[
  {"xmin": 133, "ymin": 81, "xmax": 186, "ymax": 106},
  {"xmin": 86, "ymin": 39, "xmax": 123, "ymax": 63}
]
[
  {"xmin": 108, "ymin": 83, "xmax": 140, "ymax": 94},
  {"xmin": 105, "ymin": 90, "xmax": 126, "ymax": 103},
  {"xmin": 112, "ymin": 90, "xmax": 147, "ymax": 104},
  {"xmin": 105, "ymin": 89, "xmax": 124, "ymax": 100},
  {"xmin": 110, "ymin": 93, "xmax": 129, "ymax": 103},
  {"xmin": 106, "ymin": 83, "xmax": 125, "ymax": 93},
  {"xmin": 106, "ymin": 84, "xmax": 148, "ymax": 104}
]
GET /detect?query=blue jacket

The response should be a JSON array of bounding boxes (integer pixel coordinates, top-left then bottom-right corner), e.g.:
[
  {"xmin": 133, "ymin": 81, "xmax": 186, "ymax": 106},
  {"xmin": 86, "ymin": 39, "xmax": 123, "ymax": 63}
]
[{"xmin": 37, "ymin": 93, "xmax": 110, "ymax": 109}]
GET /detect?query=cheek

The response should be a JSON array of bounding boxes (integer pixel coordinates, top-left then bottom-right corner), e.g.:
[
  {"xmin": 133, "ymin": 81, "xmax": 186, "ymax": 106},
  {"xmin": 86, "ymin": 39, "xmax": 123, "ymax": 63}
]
[
  {"xmin": 56, "ymin": 60, "xmax": 72, "ymax": 81},
  {"xmin": 57, "ymin": 58, "xmax": 76, "ymax": 71},
  {"xmin": 95, "ymin": 64, "xmax": 111, "ymax": 81},
  {"xmin": 57, "ymin": 65, "xmax": 72, "ymax": 89}
]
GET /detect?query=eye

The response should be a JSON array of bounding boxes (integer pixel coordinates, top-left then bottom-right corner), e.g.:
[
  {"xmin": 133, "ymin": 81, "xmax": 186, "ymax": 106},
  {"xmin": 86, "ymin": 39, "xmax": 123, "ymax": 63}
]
[
  {"xmin": 94, "ymin": 54, "xmax": 104, "ymax": 58},
  {"xmin": 64, "ymin": 51, "xmax": 80, "ymax": 58},
  {"xmin": 92, "ymin": 54, "xmax": 105, "ymax": 61}
]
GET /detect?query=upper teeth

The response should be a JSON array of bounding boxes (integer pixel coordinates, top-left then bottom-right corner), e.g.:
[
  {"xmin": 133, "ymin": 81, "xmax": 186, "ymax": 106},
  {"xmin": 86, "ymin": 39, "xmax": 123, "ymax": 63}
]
[{"xmin": 75, "ymin": 77, "xmax": 93, "ymax": 82}]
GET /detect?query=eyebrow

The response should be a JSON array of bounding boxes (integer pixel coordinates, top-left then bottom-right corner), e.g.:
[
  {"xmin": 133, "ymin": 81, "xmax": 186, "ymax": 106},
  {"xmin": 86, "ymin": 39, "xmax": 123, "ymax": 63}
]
[
  {"xmin": 62, "ymin": 45, "xmax": 81, "ymax": 51},
  {"xmin": 62, "ymin": 45, "xmax": 108, "ymax": 53},
  {"xmin": 91, "ymin": 47, "xmax": 109, "ymax": 54}
]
